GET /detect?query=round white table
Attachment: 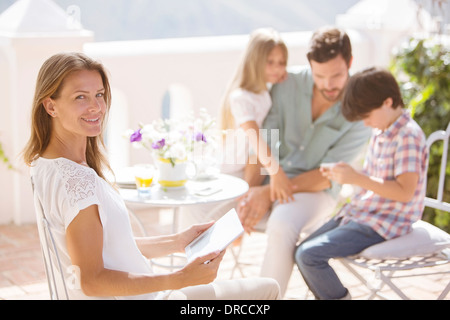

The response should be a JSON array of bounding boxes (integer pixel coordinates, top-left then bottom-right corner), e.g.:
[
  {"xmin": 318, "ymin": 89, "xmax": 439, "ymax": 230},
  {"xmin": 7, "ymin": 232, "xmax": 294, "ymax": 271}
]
[
  {"xmin": 120, "ymin": 173, "xmax": 249, "ymax": 209},
  {"xmin": 119, "ymin": 174, "xmax": 249, "ymax": 270}
]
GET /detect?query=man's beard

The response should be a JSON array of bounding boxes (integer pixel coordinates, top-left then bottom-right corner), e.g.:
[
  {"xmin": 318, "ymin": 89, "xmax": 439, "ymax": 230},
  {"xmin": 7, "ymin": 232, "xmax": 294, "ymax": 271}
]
[{"xmin": 319, "ymin": 88, "xmax": 343, "ymax": 103}]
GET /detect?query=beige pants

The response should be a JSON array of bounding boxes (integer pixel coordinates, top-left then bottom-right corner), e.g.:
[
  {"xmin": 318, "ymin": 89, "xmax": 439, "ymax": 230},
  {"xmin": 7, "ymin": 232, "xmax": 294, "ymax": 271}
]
[
  {"xmin": 164, "ymin": 277, "xmax": 280, "ymax": 300},
  {"xmin": 179, "ymin": 177, "xmax": 336, "ymax": 298},
  {"xmin": 260, "ymin": 191, "xmax": 337, "ymax": 297}
]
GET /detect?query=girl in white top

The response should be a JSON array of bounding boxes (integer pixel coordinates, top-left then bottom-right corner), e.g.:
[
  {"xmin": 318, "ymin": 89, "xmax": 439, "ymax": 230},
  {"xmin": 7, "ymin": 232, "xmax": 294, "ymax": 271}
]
[
  {"xmin": 219, "ymin": 28, "xmax": 293, "ymax": 231},
  {"xmin": 23, "ymin": 52, "xmax": 280, "ymax": 300}
]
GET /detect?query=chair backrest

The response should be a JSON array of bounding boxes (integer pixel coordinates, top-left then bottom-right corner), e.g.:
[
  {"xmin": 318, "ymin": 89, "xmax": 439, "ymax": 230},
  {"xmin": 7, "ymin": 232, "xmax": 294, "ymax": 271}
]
[
  {"xmin": 423, "ymin": 122, "xmax": 450, "ymax": 213},
  {"xmin": 31, "ymin": 177, "xmax": 70, "ymax": 300}
]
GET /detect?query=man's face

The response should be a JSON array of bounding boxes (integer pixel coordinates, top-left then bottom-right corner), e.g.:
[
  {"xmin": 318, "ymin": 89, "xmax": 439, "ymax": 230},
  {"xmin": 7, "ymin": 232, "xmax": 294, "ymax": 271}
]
[{"xmin": 310, "ymin": 54, "xmax": 351, "ymax": 102}]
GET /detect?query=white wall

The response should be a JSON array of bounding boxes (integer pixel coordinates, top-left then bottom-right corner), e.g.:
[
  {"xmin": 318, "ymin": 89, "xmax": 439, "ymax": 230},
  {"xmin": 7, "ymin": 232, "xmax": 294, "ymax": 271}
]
[
  {"xmin": 84, "ymin": 30, "xmax": 374, "ymax": 170},
  {"xmin": 0, "ymin": 35, "xmax": 92, "ymax": 224}
]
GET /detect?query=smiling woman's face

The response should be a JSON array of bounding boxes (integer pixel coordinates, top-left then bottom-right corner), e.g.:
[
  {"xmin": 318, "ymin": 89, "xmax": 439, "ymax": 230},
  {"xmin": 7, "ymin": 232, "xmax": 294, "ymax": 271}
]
[{"xmin": 49, "ymin": 69, "xmax": 107, "ymax": 138}]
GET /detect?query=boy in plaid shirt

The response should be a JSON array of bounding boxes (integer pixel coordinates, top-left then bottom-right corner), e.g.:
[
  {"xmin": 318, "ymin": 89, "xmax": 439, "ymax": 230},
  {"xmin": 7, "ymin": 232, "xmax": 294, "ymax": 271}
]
[{"xmin": 294, "ymin": 67, "xmax": 428, "ymax": 300}]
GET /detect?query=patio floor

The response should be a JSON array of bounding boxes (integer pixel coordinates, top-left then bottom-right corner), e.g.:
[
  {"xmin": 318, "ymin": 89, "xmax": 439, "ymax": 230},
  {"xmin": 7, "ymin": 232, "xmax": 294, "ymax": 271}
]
[{"xmin": 0, "ymin": 207, "xmax": 449, "ymax": 300}]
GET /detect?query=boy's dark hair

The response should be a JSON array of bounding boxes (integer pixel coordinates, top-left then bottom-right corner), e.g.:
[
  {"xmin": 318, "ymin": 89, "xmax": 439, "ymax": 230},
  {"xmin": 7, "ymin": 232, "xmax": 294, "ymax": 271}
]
[
  {"xmin": 342, "ymin": 67, "xmax": 405, "ymax": 121},
  {"xmin": 307, "ymin": 27, "xmax": 352, "ymax": 66}
]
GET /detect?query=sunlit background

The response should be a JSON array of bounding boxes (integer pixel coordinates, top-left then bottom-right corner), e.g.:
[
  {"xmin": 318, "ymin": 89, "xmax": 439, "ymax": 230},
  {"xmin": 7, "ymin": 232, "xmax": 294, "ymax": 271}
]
[
  {"xmin": 0, "ymin": 0, "xmax": 448, "ymax": 225},
  {"xmin": 0, "ymin": 0, "xmax": 363, "ymax": 40},
  {"xmin": 1, "ymin": 0, "xmax": 448, "ymax": 41}
]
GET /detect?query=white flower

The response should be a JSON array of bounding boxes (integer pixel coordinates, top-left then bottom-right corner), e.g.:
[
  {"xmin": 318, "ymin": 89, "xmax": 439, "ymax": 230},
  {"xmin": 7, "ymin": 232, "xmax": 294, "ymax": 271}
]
[
  {"xmin": 167, "ymin": 143, "xmax": 187, "ymax": 160},
  {"xmin": 126, "ymin": 109, "xmax": 217, "ymax": 166}
]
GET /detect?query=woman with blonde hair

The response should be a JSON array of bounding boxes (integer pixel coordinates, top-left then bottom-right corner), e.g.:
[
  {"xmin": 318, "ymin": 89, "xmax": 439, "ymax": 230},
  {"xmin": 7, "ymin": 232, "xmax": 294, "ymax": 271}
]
[
  {"xmin": 23, "ymin": 52, "xmax": 280, "ymax": 300},
  {"xmin": 220, "ymin": 28, "xmax": 293, "ymax": 231},
  {"xmin": 180, "ymin": 28, "xmax": 292, "ymax": 233},
  {"xmin": 23, "ymin": 51, "xmax": 113, "ymax": 179}
]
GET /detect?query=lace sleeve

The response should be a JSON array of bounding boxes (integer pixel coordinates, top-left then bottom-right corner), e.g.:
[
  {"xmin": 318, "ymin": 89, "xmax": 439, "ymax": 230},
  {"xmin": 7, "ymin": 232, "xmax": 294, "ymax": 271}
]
[{"xmin": 55, "ymin": 159, "xmax": 98, "ymax": 208}]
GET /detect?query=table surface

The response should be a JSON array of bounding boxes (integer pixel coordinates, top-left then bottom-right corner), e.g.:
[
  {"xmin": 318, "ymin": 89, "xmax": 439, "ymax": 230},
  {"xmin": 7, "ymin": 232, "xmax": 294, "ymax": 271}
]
[{"xmin": 119, "ymin": 174, "xmax": 249, "ymax": 207}]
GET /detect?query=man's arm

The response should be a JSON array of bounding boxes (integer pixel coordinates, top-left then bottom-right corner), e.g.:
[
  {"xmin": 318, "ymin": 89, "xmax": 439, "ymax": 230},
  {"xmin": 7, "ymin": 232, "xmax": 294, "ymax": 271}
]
[{"xmin": 291, "ymin": 169, "xmax": 331, "ymax": 193}]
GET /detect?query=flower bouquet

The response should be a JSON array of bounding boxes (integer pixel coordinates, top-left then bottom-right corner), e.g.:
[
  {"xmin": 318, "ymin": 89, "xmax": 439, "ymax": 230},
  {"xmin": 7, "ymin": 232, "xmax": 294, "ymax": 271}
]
[{"xmin": 126, "ymin": 109, "xmax": 218, "ymax": 186}]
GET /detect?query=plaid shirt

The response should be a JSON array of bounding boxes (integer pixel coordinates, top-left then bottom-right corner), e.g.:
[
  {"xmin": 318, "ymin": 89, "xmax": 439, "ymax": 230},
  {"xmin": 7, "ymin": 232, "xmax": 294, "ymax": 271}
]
[{"xmin": 336, "ymin": 111, "xmax": 428, "ymax": 239}]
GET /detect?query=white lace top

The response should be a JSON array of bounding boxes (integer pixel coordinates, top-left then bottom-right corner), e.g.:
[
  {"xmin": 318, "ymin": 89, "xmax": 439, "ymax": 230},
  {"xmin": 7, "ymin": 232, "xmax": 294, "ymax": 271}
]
[{"xmin": 31, "ymin": 157, "xmax": 157, "ymax": 300}]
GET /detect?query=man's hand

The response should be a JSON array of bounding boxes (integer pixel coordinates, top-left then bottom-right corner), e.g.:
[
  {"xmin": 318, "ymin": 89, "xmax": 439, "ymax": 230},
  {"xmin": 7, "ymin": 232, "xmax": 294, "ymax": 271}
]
[
  {"xmin": 237, "ymin": 185, "xmax": 272, "ymax": 234},
  {"xmin": 269, "ymin": 169, "xmax": 295, "ymax": 203}
]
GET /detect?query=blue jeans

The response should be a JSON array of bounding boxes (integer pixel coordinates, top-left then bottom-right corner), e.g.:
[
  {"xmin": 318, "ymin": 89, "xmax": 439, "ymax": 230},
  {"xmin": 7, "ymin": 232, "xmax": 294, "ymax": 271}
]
[{"xmin": 294, "ymin": 218, "xmax": 385, "ymax": 299}]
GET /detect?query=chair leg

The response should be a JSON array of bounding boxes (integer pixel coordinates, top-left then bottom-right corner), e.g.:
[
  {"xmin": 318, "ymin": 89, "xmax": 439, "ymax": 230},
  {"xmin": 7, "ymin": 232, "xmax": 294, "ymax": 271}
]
[
  {"xmin": 437, "ymin": 281, "xmax": 450, "ymax": 300},
  {"xmin": 339, "ymin": 259, "xmax": 385, "ymax": 300},
  {"xmin": 229, "ymin": 242, "xmax": 246, "ymax": 279},
  {"xmin": 376, "ymin": 269, "xmax": 410, "ymax": 300},
  {"xmin": 339, "ymin": 259, "xmax": 373, "ymax": 287}
]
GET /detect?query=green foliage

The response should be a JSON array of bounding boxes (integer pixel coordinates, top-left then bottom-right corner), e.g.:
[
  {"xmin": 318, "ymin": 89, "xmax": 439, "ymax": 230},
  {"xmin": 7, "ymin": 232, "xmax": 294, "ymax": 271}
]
[
  {"xmin": 0, "ymin": 141, "xmax": 14, "ymax": 170},
  {"xmin": 390, "ymin": 37, "xmax": 450, "ymax": 232}
]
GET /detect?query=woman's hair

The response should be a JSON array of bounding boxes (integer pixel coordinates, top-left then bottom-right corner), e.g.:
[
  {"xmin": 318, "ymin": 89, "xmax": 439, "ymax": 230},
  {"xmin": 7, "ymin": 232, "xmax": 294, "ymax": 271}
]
[
  {"xmin": 219, "ymin": 28, "xmax": 288, "ymax": 131},
  {"xmin": 342, "ymin": 67, "xmax": 405, "ymax": 121},
  {"xmin": 23, "ymin": 52, "xmax": 113, "ymax": 181},
  {"xmin": 307, "ymin": 26, "xmax": 352, "ymax": 66}
]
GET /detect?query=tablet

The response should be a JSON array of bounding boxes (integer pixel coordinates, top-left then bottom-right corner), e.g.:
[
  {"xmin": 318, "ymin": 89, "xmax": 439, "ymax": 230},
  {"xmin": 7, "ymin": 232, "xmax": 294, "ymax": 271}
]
[{"xmin": 185, "ymin": 208, "xmax": 244, "ymax": 263}]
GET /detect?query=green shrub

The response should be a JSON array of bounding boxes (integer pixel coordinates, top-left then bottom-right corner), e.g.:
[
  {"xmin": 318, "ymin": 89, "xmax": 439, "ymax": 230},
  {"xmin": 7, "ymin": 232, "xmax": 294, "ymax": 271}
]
[
  {"xmin": 0, "ymin": 141, "xmax": 14, "ymax": 170},
  {"xmin": 390, "ymin": 37, "xmax": 450, "ymax": 232}
]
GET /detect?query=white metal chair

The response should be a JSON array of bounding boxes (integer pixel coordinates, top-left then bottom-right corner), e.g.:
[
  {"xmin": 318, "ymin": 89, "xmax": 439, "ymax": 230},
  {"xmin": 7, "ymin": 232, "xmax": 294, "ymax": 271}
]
[
  {"xmin": 339, "ymin": 122, "xmax": 450, "ymax": 300},
  {"xmin": 32, "ymin": 178, "xmax": 70, "ymax": 300}
]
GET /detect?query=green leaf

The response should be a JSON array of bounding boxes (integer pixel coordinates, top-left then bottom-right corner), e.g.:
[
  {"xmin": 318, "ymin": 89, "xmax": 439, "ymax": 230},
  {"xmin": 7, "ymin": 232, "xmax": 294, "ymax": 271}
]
[
  {"xmin": 390, "ymin": 36, "xmax": 450, "ymax": 232},
  {"xmin": 409, "ymin": 84, "xmax": 434, "ymax": 117}
]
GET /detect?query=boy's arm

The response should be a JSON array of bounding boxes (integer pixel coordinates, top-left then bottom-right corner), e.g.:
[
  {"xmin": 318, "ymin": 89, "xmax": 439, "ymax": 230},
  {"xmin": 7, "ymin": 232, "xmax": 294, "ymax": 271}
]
[
  {"xmin": 358, "ymin": 172, "xmax": 419, "ymax": 203},
  {"xmin": 323, "ymin": 163, "xmax": 419, "ymax": 203}
]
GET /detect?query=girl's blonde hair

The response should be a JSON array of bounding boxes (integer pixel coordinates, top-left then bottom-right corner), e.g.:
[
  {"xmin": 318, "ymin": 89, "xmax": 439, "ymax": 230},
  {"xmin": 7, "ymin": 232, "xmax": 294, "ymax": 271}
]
[
  {"xmin": 219, "ymin": 28, "xmax": 288, "ymax": 131},
  {"xmin": 23, "ymin": 52, "xmax": 113, "ymax": 181}
]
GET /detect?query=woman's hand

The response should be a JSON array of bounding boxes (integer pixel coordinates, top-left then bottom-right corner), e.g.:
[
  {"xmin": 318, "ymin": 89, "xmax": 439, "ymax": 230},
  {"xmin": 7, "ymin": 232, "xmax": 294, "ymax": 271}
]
[
  {"xmin": 176, "ymin": 250, "xmax": 226, "ymax": 288},
  {"xmin": 176, "ymin": 221, "xmax": 215, "ymax": 252}
]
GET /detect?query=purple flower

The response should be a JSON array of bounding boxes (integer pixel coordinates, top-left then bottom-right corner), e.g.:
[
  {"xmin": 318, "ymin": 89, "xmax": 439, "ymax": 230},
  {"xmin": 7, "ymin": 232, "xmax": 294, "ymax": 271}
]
[
  {"xmin": 194, "ymin": 132, "xmax": 207, "ymax": 143},
  {"xmin": 130, "ymin": 129, "xmax": 142, "ymax": 143},
  {"xmin": 152, "ymin": 139, "xmax": 165, "ymax": 150}
]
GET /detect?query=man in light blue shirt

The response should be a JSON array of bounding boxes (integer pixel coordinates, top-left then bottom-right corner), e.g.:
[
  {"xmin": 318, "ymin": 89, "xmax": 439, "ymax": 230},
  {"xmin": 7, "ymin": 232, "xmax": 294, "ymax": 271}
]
[
  {"xmin": 266, "ymin": 65, "xmax": 370, "ymax": 197},
  {"xmin": 238, "ymin": 27, "xmax": 371, "ymax": 297}
]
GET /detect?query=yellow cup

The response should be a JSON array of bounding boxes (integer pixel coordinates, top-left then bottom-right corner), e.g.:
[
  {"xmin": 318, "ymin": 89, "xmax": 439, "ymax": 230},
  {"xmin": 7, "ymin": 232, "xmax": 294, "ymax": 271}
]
[{"xmin": 134, "ymin": 164, "xmax": 155, "ymax": 197}]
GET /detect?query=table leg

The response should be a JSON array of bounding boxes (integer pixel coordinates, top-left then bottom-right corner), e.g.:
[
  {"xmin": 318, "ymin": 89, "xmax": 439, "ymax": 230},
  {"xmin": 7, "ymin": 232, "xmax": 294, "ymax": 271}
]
[
  {"xmin": 173, "ymin": 207, "xmax": 180, "ymax": 233},
  {"xmin": 170, "ymin": 207, "xmax": 180, "ymax": 269},
  {"xmin": 150, "ymin": 206, "xmax": 186, "ymax": 272}
]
